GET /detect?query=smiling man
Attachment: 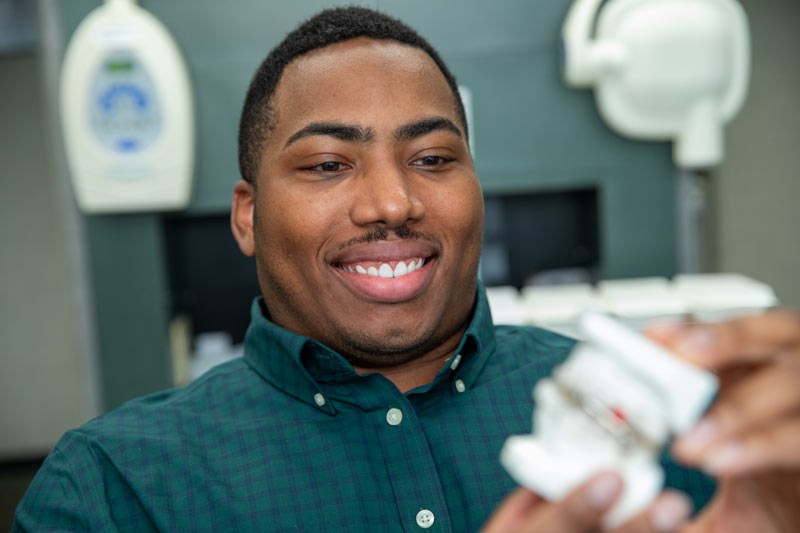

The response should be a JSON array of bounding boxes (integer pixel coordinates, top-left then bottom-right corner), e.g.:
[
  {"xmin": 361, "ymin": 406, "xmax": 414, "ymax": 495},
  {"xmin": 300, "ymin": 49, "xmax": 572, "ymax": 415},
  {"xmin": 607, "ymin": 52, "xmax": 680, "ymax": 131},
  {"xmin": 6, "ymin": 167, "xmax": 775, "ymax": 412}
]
[
  {"xmin": 14, "ymin": 6, "xmax": 800, "ymax": 533},
  {"xmin": 231, "ymin": 28, "xmax": 483, "ymax": 394}
]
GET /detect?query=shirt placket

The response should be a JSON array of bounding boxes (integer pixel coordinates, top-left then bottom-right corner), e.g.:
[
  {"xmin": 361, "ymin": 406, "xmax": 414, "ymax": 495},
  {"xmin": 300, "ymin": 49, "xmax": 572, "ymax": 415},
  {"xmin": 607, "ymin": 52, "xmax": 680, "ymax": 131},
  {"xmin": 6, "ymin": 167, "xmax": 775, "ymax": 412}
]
[{"xmin": 371, "ymin": 384, "xmax": 453, "ymax": 533}]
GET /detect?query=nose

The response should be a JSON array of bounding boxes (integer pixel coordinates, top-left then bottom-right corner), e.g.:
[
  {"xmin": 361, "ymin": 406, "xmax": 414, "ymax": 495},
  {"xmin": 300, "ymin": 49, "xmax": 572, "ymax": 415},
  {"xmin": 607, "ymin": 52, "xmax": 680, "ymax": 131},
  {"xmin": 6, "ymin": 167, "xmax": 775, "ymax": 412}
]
[{"xmin": 349, "ymin": 157, "xmax": 426, "ymax": 229}]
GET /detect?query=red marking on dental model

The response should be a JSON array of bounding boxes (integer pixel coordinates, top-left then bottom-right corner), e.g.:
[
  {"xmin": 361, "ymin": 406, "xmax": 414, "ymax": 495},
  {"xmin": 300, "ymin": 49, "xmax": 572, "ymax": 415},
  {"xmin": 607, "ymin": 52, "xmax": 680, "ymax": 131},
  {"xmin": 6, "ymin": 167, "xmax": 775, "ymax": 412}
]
[{"xmin": 610, "ymin": 407, "xmax": 627, "ymax": 422}]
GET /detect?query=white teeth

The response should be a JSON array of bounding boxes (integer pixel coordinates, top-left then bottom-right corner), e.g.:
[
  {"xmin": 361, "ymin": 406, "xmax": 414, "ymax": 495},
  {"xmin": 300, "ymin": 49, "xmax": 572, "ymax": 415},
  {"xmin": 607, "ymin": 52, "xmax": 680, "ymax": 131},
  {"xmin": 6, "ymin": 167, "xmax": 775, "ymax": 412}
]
[
  {"xmin": 343, "ymin": 258, "xmax": 426, "ymax": 278},
  {"xmin": 378, "ymin": 263, "xmax": 393, "ymax": 278},
  {"xmin": 393, "ymin": 261, "xmax": 407, "ymax": 277}
]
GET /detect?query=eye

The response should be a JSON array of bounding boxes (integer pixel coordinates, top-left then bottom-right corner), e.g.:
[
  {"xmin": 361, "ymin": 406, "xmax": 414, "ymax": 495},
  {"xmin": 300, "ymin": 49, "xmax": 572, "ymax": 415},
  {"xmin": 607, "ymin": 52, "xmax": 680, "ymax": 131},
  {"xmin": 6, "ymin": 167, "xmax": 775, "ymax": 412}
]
[
  {"xmin": 412, "ymin": 155, "xmax": 453, "ymax": 168},
  {"xmin": 303, "ymin": 161, "xmax": 349, "ymax": 173}
]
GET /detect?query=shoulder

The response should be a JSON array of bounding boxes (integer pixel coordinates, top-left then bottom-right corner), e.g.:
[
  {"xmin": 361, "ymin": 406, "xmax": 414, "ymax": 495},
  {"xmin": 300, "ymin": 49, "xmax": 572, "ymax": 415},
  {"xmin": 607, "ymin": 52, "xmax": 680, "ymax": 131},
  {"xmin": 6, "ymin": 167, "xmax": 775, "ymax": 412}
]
[
  {"xmin": 81, "ymin": 358, "xmax": 253, "ymax": 433},
  {"xmin": 494, "ymin": 324, "xmax": 576, "ymax": 352},
  {"xmin": 494, "ymin": 324, "xmax": 576, "ymax": 365},
  {"xmin": 13, "ymin": 358, "xmax": 277, "ymax": 529},
  {"xmin": 55, "ymin": 356, "xmax": 285, "ymax": 461},
  {"xmin": 477, "ymin": 324, "xmax": 577, "ymax": 385}
]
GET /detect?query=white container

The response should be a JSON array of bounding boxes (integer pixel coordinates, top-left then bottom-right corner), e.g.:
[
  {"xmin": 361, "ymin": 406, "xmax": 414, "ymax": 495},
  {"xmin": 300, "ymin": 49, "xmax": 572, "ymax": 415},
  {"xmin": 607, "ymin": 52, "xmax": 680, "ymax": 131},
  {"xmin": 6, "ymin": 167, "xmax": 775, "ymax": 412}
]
[
  {"xmin": 673, "ymin": 273, "xmax": 778, "ymax": 320},
  {"xmin": 522, "ymin": 283, "xmax": 600, "ymax": 338},
  {"xmin": 486, "ymin": 286, "xmax": 527, "ymax": 326},
  {"xmin": 597, "ymin": 277, "xmax": 687, "ymax": 329},
  {"xmin": 60, "ymin": 0, "xmax": 194, "ymax": 213}
]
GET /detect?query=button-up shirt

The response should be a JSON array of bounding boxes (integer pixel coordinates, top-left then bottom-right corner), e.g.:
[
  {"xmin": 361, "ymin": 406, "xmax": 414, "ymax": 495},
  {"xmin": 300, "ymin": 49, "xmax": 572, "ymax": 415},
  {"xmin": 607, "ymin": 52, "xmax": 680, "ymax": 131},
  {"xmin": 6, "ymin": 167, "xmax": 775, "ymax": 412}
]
[{"xmin": 14, "ymin": 286, "xmax": 714, "ymax": 532}]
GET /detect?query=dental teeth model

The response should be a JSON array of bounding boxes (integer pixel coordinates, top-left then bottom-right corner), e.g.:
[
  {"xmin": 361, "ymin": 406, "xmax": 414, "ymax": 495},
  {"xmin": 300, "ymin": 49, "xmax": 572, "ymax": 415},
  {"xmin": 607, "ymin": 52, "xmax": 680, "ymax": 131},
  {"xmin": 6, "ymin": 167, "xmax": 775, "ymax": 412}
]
[{"xmin": 500, "ymin": 313, "xmax": 718, "ymax": 528}]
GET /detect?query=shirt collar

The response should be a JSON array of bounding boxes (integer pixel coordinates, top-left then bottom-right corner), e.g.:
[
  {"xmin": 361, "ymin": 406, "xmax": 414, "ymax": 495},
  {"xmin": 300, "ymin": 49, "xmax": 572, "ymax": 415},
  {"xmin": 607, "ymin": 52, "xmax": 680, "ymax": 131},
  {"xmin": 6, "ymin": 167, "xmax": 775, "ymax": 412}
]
[
  {"xmin": 242, "ymin": 282, "xmax": 497, "ymax": 411},
  {"xmin": 442, "ymin": 281, "xmax": 496, "ymax": 392}
]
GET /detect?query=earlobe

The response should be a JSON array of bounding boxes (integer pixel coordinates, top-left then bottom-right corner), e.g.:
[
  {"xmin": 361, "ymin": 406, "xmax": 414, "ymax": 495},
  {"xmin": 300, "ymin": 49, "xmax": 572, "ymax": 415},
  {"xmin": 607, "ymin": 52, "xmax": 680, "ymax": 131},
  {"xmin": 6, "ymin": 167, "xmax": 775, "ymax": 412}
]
[{"xmin": 231, "ymin": 180, "xmax": 256, "ymax": 257}]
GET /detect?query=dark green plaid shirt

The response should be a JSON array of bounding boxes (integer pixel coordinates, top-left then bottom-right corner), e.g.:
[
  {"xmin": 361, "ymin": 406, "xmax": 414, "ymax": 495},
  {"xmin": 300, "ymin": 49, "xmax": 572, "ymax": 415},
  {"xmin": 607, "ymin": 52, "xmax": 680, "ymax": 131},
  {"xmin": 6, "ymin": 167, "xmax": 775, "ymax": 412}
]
[{"xmin": 14, "ymin": 286, "xmax": 713, "ymax": 532}]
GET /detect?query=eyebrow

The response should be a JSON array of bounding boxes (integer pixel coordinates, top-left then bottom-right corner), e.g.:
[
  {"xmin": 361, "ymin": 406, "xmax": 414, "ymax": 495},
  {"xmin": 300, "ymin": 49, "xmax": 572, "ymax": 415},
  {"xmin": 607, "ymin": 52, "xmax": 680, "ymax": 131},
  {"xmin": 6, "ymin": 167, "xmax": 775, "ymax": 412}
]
[
  {"xmin": 283, "ymin": 116, "xmax": 462, "ymax": 150},
  {"xmin": 394, "ymin": 117, "xmax": 462, "ymax": 142},
  {"xmin": 284, "ymin": 122, "xmax": 375, "ymax": 149}
]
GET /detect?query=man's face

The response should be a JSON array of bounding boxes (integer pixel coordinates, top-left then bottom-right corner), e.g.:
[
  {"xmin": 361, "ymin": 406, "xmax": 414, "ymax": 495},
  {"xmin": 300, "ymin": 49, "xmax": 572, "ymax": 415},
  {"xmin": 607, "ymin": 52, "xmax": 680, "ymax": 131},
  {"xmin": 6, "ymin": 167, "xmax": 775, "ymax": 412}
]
[{"xmin": 232, "ymin": 38, "xmax": 484, "ymax": 368}]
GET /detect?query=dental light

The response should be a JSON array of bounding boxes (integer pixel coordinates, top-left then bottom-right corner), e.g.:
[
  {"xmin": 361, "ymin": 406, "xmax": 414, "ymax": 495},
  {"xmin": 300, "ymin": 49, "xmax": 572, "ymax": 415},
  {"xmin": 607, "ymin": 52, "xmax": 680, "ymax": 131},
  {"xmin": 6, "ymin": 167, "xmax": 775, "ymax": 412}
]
[{"xmin": 562, "ymin": 0, "xmax": 750, "ymax": 168}]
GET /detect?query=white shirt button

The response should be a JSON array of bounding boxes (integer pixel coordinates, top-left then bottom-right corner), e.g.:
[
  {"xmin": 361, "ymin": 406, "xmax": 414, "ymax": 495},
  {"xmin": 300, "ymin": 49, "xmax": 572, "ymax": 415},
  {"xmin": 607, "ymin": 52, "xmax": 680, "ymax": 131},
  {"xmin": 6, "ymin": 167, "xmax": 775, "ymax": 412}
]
[
  {"xmin": 416, "ymin": 509, "xmax": 435, "ymax": 528},
  {"xmin": 454, "ymin": 379, "xmax": 466, "ymax": 393},
  {"xmin": 313, "ymin": 393, "xmax": 326, "ymax": 406},
  {"xmin": 449, "ymin": 353, "xmax": 462, "ymax": 370},
  {"xmin": 386, "ymin": 408, "xmax": 403, "ymax": 426}
]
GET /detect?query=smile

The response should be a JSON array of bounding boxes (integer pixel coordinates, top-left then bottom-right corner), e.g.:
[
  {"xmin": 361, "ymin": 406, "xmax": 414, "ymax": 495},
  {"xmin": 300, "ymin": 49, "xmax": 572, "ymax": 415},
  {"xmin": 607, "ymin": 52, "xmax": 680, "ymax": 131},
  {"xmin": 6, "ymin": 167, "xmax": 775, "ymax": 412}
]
[
  {"xmin": 337, "ymin": 258, "xmax": 426, "ymax": 278},
  {"xmin": 329, "ymin": 239, "xmax": 439, "ymax": 303},
  {"xmin": 333, "ymin": 255, "xmax": 436, "ymax": 302}
]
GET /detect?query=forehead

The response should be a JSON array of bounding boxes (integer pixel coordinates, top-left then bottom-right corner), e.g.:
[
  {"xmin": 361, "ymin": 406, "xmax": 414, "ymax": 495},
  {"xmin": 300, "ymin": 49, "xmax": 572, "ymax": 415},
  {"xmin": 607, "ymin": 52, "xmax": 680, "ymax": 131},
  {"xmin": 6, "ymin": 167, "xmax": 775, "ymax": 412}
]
[{"xmin": 268, "ymin": 38, "xmax": 459, "ymax": 141}]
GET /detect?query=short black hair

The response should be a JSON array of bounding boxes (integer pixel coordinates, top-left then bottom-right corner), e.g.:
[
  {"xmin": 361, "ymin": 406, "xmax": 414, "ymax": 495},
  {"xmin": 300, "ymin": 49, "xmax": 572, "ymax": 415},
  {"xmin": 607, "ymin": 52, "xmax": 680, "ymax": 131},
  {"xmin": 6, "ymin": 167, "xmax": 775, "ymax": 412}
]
[{"xmin": 237, "ymin": 6, "xmax": 467, "ymax": 184}]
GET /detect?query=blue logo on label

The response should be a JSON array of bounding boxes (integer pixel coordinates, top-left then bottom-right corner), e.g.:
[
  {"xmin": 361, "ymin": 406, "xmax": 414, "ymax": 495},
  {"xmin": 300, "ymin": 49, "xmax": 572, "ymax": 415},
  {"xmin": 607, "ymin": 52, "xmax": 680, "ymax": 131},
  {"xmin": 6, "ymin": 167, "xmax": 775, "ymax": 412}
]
[{"xmin": 116, "ymin": 138, "xmax": 140, "ymax": 152}]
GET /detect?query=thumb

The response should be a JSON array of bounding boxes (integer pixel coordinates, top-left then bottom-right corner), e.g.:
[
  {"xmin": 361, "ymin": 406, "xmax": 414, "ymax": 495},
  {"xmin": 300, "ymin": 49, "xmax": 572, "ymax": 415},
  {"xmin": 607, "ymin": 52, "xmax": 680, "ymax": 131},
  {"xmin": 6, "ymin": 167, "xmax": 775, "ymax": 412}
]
[
  {"xmin": 526, "ymin": 472, "xmax": 623, "ymax": 531},
  {"xmin": 481, "ymin": 487, "xmax": 544, "ymax": 532},
  {"xmin": 483, "ymin": 472, "xmax": 623, "ymax": 532}
]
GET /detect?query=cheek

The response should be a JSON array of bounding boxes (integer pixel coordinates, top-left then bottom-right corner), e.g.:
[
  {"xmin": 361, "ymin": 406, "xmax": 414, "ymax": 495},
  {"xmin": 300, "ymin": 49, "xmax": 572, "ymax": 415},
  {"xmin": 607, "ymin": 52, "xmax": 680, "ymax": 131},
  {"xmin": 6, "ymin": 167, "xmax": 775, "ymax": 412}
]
[
  {"xmin": 437, "ymin": 180, "xmax": 484, "ymax": 247},
  {"xmin": 254, "ymin": 194, "xmax": 303, "ymax": 278},
  {"xmin": 255, "ymin": 186, "xmax": 340, "ymax": 268}
]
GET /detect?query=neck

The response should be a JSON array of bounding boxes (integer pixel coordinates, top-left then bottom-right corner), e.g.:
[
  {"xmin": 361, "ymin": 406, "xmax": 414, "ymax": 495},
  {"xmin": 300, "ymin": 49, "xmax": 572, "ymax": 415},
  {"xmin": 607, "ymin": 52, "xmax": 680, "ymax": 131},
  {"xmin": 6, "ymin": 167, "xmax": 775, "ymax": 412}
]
[{"xmin": 352, "ymin": 335, "xmax": 462, "ymax": 393}]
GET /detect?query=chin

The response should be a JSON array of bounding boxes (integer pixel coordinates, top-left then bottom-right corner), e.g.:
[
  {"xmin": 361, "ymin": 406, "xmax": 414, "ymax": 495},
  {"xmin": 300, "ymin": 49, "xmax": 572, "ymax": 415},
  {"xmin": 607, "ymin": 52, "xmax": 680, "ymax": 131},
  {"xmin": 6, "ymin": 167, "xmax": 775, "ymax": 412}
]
[{"xmin": 330, "ymin": 325, "xmax": 435, "ymax": 367}]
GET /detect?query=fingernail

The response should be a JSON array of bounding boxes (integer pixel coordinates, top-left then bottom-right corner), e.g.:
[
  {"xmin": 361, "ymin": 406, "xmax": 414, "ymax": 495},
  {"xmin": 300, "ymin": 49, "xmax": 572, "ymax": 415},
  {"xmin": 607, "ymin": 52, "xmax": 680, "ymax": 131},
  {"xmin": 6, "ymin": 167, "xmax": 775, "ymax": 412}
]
[
  {"xmin": 677, "ymin": 329, "xmax": 715, "ymax": 357},
  {"xmin": 585, "ymin": 473, "xmax": 622, "ymax": 509},
  {"xmin": 676, "ymin": 418, "xmax": 719, "ymax": 457},
  {"xmin": 651, "ymin": 493, "xmax": 692, "ymax": 532},
  {"xmin": 704, "ymin": 442, "xmax": 746, "ymax": 474}
]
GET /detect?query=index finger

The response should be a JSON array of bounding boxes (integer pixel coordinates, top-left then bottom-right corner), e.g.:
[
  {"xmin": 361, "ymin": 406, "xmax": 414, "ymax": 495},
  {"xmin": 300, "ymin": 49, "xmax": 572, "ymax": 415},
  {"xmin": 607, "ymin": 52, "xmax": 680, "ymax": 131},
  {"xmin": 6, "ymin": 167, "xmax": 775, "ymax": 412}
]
[{"xmin": 646, "ymin": 309, "xmax": 800, "ymax": 368}]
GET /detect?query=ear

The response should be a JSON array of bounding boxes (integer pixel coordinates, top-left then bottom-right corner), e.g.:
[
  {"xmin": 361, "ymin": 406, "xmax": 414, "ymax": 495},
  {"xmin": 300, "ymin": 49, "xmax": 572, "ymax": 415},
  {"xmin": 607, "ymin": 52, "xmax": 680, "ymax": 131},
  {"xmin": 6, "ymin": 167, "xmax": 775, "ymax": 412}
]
[{"xmin": 231, "ymin": 180, "xmax": 256, "ymax": 257}]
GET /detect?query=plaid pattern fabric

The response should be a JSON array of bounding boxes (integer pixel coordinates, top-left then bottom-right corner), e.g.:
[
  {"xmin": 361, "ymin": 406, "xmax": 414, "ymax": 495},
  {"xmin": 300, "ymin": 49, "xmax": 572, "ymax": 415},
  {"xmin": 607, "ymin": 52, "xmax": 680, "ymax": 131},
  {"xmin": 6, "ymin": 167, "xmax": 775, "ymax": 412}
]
[{"xmin": 14, "ymin": 285, "xmax": 714, "ymax": 532}]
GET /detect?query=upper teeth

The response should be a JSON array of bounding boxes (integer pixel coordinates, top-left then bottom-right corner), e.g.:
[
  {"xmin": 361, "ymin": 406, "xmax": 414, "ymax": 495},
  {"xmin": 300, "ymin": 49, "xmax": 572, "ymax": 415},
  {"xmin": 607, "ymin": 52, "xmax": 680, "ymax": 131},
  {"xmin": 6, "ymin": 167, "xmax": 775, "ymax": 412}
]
[{"xmin": 341, "ymin": 258, "xmax": 424, "ymax": 278}]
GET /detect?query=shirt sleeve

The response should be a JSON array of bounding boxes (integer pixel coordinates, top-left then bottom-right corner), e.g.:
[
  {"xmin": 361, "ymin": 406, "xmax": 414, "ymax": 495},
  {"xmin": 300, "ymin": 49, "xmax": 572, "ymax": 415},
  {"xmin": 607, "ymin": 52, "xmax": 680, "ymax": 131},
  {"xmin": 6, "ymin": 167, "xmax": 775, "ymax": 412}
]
[
  {"xmin": 12, "ymin": 445, "xmax": 88, "ymax": 532},
  {"xmin": 13, "ymin": 430, "xmax": 159, "ymax": 532}
]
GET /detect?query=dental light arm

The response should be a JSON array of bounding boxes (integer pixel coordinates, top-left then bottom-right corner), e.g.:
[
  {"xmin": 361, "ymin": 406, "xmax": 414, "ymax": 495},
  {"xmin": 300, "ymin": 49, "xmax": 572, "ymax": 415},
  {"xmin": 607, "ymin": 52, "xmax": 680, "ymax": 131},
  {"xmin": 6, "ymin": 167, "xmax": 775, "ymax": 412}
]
[{"xmin": 563, "ymin": 0, "xmax": 628, "ymax": 86}]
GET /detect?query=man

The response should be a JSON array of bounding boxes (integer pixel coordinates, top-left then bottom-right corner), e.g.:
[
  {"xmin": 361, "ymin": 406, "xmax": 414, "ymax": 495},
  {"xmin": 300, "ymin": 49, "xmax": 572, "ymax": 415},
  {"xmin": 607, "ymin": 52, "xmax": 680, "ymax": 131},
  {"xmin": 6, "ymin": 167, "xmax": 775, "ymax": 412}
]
[{"xmin": 15, "ymin": 7, "xmax": 800, "ymax": 532}]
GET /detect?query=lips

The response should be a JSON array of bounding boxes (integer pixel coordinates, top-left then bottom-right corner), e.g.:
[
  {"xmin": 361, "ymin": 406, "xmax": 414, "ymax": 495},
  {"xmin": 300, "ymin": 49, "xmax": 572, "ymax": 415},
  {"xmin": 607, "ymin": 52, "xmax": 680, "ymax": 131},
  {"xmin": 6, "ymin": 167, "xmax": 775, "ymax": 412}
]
[{"xmin": 330, "ymin": 240, "xmax": 438, "ymax": 302}]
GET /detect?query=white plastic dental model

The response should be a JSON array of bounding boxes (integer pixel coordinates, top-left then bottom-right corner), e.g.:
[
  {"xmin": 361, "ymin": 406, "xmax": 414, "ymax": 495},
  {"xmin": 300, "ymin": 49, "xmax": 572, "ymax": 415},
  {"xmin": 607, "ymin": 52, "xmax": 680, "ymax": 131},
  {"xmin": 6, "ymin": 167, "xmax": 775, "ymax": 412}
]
[{"xmin": 500, "ymin": 312, "xmax": 718, "ymax": 528}]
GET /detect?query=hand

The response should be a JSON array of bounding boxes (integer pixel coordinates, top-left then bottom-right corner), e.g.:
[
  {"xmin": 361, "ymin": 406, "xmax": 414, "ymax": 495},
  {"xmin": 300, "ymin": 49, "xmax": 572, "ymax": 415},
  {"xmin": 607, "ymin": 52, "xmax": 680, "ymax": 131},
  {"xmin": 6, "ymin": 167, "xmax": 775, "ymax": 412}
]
[
  {"xmin": 482, "ymin": 472, "xmax": 692, "ymax": 532},
  {"xmin": 647, "ymin": 310, "xmax": 800, "ymax": 532}
]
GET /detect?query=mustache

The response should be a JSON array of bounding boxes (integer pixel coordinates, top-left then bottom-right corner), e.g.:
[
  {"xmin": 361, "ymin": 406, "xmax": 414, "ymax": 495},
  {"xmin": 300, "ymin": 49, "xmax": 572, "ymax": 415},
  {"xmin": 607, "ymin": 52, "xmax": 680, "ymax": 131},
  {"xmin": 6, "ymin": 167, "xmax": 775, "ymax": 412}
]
[{"xmin": 338, "ymin": 225, "xmax": 436, "ymax": 249}]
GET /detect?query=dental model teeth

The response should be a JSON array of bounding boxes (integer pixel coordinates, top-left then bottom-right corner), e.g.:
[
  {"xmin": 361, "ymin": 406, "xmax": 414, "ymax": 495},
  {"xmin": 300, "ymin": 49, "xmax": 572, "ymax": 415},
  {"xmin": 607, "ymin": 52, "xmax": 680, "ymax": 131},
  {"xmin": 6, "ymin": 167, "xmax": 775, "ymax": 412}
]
[{"xmin": 500, "ymin": 313, "xmax": 718, "ymax": 528}]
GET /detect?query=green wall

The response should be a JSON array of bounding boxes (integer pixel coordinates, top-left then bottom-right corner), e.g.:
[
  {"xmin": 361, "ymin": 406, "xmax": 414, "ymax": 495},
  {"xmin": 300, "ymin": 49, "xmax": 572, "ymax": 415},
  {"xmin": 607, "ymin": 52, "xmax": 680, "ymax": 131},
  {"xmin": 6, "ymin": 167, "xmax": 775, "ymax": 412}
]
[{"xmin": 58, "ymin": 0, "xmax": 677, "ymax": 409}]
